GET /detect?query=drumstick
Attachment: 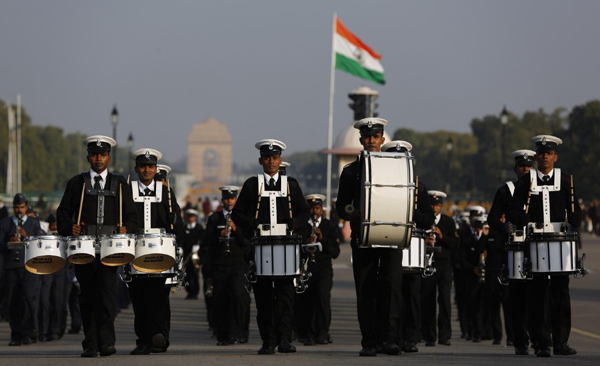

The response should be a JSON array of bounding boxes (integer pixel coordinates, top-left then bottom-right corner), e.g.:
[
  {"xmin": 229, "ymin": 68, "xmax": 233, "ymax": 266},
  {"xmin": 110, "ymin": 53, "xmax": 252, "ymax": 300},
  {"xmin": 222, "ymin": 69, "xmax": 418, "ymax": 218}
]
[
  {"xmin": 525, "ymin": 180, "xmax": 533, "ymax": 214},
  {"xmin": 77, "ymin": 182, "xmax": 85, "ymax": 226},
  {"xmin": 255, "ymin": 183, "xmax": 263, "ymax": 220},
  {"xmin": 167, "ymin": 179, "xmax": 173, "ymax": 230},
  {"xmin": 127, "ymin": 174, "xmax": 130, "ymax": 184},
  {"xmin": 414, "ymin": 176, "xmax": 419, "ymax": 211},
  {"xmin": 287, "ymin": 182, "xmax": 293, "ymax": 219},
  {"xmin": 119, "ymin": 183, "xmax": 123, "ymax": 228},
  {"xmin": 571, "ymin": 175, "xmax": 575, "ymax": 213}
]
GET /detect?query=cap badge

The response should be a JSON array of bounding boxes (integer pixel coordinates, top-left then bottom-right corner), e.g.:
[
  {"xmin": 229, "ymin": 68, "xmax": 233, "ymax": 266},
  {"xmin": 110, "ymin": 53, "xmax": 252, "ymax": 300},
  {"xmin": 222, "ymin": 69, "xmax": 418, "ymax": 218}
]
[
  {"xmin": 312, "ymin": 197, "xmax": 316, "ymax": 202},
  {"xmin": 268, "ymin": 142, "xmax": 274, "ymax": 150},
  {"xmin": 542, "ymin": 137, "xmax": 547, "ymax": 145},
  {"xmin": 96, "ymin": 139, "xmax": 102, "ymax": 147},
  {"xmin": 367, "ymin": 121, "xmax": 373, "ymax": 128},
  {"xmin": 145, "ymin": 150, "xmax": 150, "ymax": 159},
  {"xmin": 523, "ymin": 153, "xmax": 528, "ymax": 158},
  {"xmin": 396, "ymin": 144, "xmax": 401, "ymax": 151},
  {"xmin": 433, "ymin": 193, "xmax": 437, "ymax": 198}
]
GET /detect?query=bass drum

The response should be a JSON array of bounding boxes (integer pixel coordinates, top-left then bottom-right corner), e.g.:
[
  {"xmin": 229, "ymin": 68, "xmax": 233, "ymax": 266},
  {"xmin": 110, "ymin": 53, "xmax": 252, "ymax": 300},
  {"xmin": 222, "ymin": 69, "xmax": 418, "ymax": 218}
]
[
  {"xmin": 360, "ymin": 151, "xmax": 415, "ymax": 248},
  {"xmin": 24, "ymin": 236, "xmax": 67, "ymax": 274},
  {"xmin": 253, "ymin": 235, "xmax": 301, "ymax": 277}
]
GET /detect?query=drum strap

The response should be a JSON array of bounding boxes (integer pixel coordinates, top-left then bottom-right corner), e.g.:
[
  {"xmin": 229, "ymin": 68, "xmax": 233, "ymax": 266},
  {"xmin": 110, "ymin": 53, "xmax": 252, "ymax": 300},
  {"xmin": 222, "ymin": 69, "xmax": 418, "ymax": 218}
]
[
  {"xmin": 529, "ymin": 169, "xmax": 561, "ymax": 224},
  {"xmin": 132, "ymin": 181, "xmax": 163, "ymax": 230},
  {"xmin": 82, "ymin": 173, "xmax": 118, "ymax": 226},
  {"xmin": 257, "ymin": 175, "xmax": 288, "ymax": 228},
  {"xmin": 505, "ymin": 181, "xmax": 515, "ymax": 196}
]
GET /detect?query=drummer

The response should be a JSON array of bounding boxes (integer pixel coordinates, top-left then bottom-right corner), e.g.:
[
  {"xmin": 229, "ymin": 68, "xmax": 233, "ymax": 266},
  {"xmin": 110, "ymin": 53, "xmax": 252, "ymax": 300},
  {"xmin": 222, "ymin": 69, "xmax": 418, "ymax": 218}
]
[
  {"xmin": 128, "ymin": 148, "xmax": 185, "ymax": 355},
  {"xmin": 487, "ymin": 149, "xmax": 535, "ymax": 355},
  {"xmin": 0, "ymin": 193, "xmax": 44, "ymax": 346},
  {"xmin": 507, "ymin": 135, "xmax": 581, "ymax": 357},
  {"xmin": 381, "ymin": 140, "xmax": 434, "ymax": 353},
  {"xmin": 56, "ymin": 135, "xmax": 138, "ymax": 357},
  {"xmin": 336, "ymin": 117, "xmax": 403, "ymax": 356},
  {"xmin": 231, "ymin": 139, "xmax": 310, "ymax": 355}
]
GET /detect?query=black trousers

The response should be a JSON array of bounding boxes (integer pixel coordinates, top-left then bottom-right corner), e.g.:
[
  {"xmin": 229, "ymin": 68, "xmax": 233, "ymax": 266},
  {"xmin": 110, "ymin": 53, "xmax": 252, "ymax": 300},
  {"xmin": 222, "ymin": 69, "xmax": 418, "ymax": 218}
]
[
  {"xmin": 185, "ymin": 261, "xmax": 200, "ymax": 297},
  {"xmin": 128, "ymin": 276, "xmax": 171, "ymax": 348},
  {"xmin": 61, "ymin": 268, "xmax": 81, "ymax": 332},
  {"xmin": 252, "ymin": 277, "xmax": 295, "ymax": 348},
  {"xmin": 482, "ymin": 269, "xmax": 513, "ymax": 342},
  {"xmin": 74, "ymin": 259, "xmax": 118, "ymax": 351},
  {"xmin": 5, "ymin": 268, "xmax": 41, "ymax": 341},
  {"xmin": 464, "ymin": 272, "xmax": 483, "ymax": 339},
  {"xmin": 509, "ymin": 280, "xmax": 531, "ymax": 348},
  {"xmin": 212, "ymin": 264, "xmax": 250, "ymax": 342},
  {"xmin": 421, "ymin": 262, "xmax": 453, "ymax": 342},
  {"xmin": 296, "ymin": 260, "xmax": 334, "ymax": 340},
  {"xmin": 353, "ymin": 247, "xmax": 403, "ymax": 348},
  {"xmin": 453, "ymin": 268, "xmax": 468, "ymax": 337},
  {"xmin": 401, "ymin": 272, "xmax": 421, "ymax": 344},
  {"xmin": 529, "ymin": 274, "xmax": 571, "ymax": 348}
]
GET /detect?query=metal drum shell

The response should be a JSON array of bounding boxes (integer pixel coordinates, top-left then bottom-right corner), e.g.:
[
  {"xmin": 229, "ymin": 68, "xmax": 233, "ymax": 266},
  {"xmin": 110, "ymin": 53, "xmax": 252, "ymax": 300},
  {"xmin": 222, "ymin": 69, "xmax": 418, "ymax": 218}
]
[
  {"xmin": 506, "ymin": 242, "xmax": 527, "ymax": 280},
  {"xmin": 402, "ymin": 228, "xmax": 426, "ymax": 272},
  {"xmin": 99, "ymin": 234, "xmax": 136, "ymax": 266},
  {"xmin": 133, "ymin": 233, "xmax": 176, "ymax": 273},
  {"xmin": 528, "ymin": 232, "xmax": 578, "ymax": 274},
  {"xmin": 24, "ymin": 236, "xmax": 67, "ymax": 275},
  {"xmin": 253, "ymin": 235, "xmax": 301, "ymax": 277},
  {"xmin": 66, "ymin": 235, "xmax": 97, "ymax": 265}
]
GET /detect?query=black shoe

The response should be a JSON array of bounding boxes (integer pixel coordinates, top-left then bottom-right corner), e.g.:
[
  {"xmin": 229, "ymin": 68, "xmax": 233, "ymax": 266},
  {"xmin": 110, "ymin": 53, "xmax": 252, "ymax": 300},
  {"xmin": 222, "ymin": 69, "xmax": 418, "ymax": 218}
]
[
  {"xmin": 376, "ymin": 344, "xmax": 385, "ymax": 354},
  {"xmin": 216, "ymin": 340, "xmax": 229, "ymax": 346},
  {"xmin": 278, "ymin": 340, "xmax": 296, "ymax": 353},
  {"xmin": 21, "ymin": 337, "xmax": 32, "ymax": 345},
  {"xmin": 314, "ymin": 336, "xmax": 328, "ymax": 345},
  {"xmin": 303, "ymin": 338, "xmax": 315, "ymax": 346},
  {"xmin": 465, "ymin": 334, "xmax": 472, "ymax": 341},
  {"xmin": 68, "ymin": 328, "xmax": 81, "ymax": 334},
  {"xmin": 553, "ymin": 343, "xmax": 577, "ymax": 356},
  {"xmin": 384, "ymin": 342, "xmax": 401, "ymax": 355},
  {"xmin": 237, "ymin": 337, "xmax": 248, "ymax": 344},
  {"xmin": 507, "ymin": 340, "xmax": 514, "ymax": 347},
  {"xmin": 81, "ymin": 349, "xmax": 98, "ymax": 358},
  {"xmin": 150, "ymin": 333, "xmax": 166, "ymax": 353},
  {"xmin": 438, "ymin": 339, "xmax": 451, "ymax": 346},
  {"xmin": 425, "ymin": 340, "xmax": 436, "ymax": 347},
  {"xmin": 403, "ymin": 342, "xmax": 418, "ymax": 353},
  {"xmin": 100, "ymin": 345, "xmax": 116, "ymax": 356},
  {"xmin": 535, "ymin": 347, "xmax": 551, "ymax": 357},
  {"xmin": 493, "ymin": 339, "xmax": 502, "ymax": 345},
  {"xmin": 257, "ymin": 345, "xmax": 275, "ymax": 355},
  {"xmin": 515, "ymin": 346, "xmax": 529, "ymax": 355},
  {"xmin": 130, "ymin": 344, "xmax": 151, "ymax": 355},
  {"xmin": 359, "ymin": 347, "xmax": 377, "ymax": 356},
  {"xmin": 472, "ymin": 338, "xmax": 481, "ymax": 343},
  {"xmin": 9, "ymin": 340, "xmax": 21, "ymax": 346},
  {"xmin": 47, "ymin": 334, "xmax": 60, "ymax": 341},
  {"xmin": 38, "ymin": 335, "xmax": 48, "ymax": 342}
]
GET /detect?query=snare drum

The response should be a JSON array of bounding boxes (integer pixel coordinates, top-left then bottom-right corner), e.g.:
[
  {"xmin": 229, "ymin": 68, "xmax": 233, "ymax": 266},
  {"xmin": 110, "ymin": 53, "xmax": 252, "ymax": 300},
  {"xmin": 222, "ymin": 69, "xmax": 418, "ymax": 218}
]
[
  {"xmin": 24, "ymin": 236, "xmax": 67, "ymax": 274},
  {"xmin": 128, "ymin": 247, "xmax": 183, "ymax": 287},
  {"xmin": 99, "ymin": 234, "xmax": 136, "ymax": 266},
  {"xmin": 66, "ymin": 235, "xmax": 97, "ymax": 264},
  {"xmin": 253, "ymin": 235, "xmax": 301, "ymax": 277},
  {"xmin": 506, "ymin": 229, "xmax": 527, "ymax": 280},
  {"xmin": 133, "ymin": 233, "xmax": 176, "ymax": 273},
  {"xmin": 402, "ymin": 228, "xmax": 425, "ymax": 272},
  {"xmin": 528, "ymin": 222, "xmax": 577, "ymax": 274},
  {"xmin": 360, "ymin": 151, "xmax": 415, "ymax": 248}
]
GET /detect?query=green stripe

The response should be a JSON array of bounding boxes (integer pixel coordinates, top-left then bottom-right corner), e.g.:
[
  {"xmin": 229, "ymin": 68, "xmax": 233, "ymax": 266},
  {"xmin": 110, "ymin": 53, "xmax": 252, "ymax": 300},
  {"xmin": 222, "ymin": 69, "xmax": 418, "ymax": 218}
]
[{"xmin": 335, "ymin": 53, "xmax": 385, "ymax": 85}]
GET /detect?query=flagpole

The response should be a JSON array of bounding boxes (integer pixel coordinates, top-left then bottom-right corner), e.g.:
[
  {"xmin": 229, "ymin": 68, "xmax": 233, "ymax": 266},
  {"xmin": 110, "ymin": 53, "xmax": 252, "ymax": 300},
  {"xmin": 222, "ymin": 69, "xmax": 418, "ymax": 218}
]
[{"xmin": 326, "ymin": 12, "xmax": 337, "ymax": 218}]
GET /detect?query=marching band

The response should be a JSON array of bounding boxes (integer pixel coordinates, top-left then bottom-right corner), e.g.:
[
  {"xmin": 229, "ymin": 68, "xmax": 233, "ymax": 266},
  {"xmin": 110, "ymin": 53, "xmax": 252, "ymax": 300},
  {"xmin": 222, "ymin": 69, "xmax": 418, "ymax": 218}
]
[{"xmin": 0, "ymin": 125, "xmax": 589, "ymax": 358}]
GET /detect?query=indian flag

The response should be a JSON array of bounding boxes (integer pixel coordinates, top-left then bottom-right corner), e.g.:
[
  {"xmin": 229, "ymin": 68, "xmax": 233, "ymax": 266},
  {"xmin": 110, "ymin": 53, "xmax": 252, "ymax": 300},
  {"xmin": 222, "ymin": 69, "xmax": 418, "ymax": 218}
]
[{"xmin": 334, "ymin": 17, "xmax": 385, "ymax": 85}]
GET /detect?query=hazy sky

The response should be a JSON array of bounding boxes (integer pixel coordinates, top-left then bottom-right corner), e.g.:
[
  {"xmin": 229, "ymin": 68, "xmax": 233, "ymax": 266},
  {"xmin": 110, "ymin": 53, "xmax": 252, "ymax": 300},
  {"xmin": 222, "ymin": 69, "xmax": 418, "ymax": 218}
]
[{"xmin": 2, "ymin": 1, "xmax": 600, "ymax": 167}]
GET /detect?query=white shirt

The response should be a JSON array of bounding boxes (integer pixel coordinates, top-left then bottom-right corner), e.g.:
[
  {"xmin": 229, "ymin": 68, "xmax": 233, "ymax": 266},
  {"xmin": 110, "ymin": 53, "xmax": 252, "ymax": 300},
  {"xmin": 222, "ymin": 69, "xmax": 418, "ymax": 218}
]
[
  {"xmin": 308, "ymin": 216, "xmax": 322, "ymax": 227},
  {"xmin": 537, "ymin": 168, "xmax": 555, "ymax": 181},
  {"xmin": 139, "ymin": 180, "xmax": 156, "ymax": 195},
  {"xmin": 263, "ymin": 172, "xmax": 280, "ymax": 186},
  {"xmin": 89, "ymin": 169, "xmax": 108, "ymax": 189},
  {"xmin": 434, "ymin": 213, "xmax": 441, "ymax": 225}
]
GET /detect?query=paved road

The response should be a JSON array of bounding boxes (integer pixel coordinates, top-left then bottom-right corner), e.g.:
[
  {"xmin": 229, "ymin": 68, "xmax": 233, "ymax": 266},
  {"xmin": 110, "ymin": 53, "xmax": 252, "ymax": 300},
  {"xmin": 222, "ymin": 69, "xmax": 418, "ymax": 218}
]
[{"xmin": 1, "ymin": 234, "xmax": 599, "ymax": 365}]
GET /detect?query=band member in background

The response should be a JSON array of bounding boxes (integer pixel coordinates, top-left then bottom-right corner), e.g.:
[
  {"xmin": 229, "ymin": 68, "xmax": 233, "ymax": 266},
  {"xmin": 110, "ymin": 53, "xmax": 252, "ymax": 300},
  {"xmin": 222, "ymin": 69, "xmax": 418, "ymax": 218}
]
[
  {"xmin": 421, "ymin": 190, "xmax": 460, "ymax": 347},
  {"xmin": 204, "ymin": 186, "xmax": 251, "ymax": 345},
  {"xmin": 128, "ymin": 148, "xmax": 185, "ymax": 355},
  {"xmin": 296, "ymin": 194, "xmax": 340, "ymax": 346},
  {"xmin": 487, "ymin": 149, "xmax": 536, "ymax": 354},
  {"xmin": 457, "ymin": 206, "xmax": 488, "ymax": 343},
  {"xmin": 336, "ymin": 118, "xmax": 404, "ymax": 357},
  {"xmin": 57, "ymin": 135, "xmax": 138, "ymax": 357},
  {"xmin": 183, "ymin": 209, "xmax": 203, "ymax": 300},
  {"xmin": 232, "ymin": 139, "xmax": 310, "ymax": 355},
  {"xmin": 507, "ymin": 135, "xmax": 581, "ymax": 357},
  {"xmin": 0, "ymin": 194, "xmax": 44, "ymax": 346},
  {"xmin": 382, "ymin": 141, "xmax": 435, "ymax": 353}
]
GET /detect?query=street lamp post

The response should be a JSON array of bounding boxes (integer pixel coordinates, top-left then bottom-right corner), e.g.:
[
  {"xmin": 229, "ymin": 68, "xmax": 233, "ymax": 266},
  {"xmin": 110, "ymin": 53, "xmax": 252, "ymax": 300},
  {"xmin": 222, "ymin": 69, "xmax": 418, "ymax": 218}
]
[
  {"xmin": 111, "ymin": 105, "xmax": 119, "ymax": 172},
  {"xmin": 446, "ymin": 136, "xmax": 453, "ymax": 195},
  {"xmin": 127, "ymin": 132, "xmax": 134, "ymax": 176},
  {"xmin": 500, "ymin": 105, "xmax": 509, "ymax": 182}
]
